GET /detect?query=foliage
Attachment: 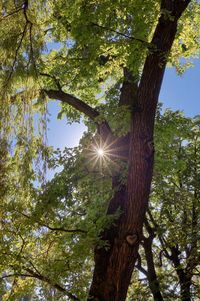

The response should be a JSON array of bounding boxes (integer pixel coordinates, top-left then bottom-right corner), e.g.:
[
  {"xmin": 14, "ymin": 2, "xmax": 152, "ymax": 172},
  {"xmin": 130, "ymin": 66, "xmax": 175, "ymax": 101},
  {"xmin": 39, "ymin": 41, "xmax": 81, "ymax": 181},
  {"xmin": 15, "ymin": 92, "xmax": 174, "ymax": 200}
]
[
  {"xmin": 0, "ymin": 108, "xmax": 199, "ymax": 299},
  {"xmin": 0, "ymin": 140, "xmax": 115, "ymax": 299},
  {"xmin": 0, "ymin": 0, "xmax": 200, "ymax": 299},
  {"xmin": 1, "ymin": 0, "xmax": 200, "ymax": 189}
]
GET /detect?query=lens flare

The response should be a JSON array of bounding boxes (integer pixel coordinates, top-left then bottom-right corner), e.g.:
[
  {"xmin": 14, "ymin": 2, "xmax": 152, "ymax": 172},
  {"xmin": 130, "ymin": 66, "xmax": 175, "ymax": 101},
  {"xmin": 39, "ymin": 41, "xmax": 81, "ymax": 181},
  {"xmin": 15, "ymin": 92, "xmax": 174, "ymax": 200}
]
[
  {"xmin": 97, "ymin": 148, "xmax": 104, "ymax": 156},
  {"xmin": 85, "ymin": 134, "xmax": 128, "ymax": 175}
]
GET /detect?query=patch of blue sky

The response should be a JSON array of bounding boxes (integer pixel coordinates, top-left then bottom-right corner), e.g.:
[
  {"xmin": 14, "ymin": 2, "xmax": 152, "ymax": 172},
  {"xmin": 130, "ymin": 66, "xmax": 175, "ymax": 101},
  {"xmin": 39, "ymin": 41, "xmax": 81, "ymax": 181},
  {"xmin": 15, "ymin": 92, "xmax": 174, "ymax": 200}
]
[
  {"xmin": 47, "ymin": 100, "xmax": 86, "ymax": 150},
  {"xmin": 43, "ymin": 38, "xmax": 75, "ymax": 55},
  {"xmin": 160, "ymin": 58, "xmax": 200, "ymax": 117}
]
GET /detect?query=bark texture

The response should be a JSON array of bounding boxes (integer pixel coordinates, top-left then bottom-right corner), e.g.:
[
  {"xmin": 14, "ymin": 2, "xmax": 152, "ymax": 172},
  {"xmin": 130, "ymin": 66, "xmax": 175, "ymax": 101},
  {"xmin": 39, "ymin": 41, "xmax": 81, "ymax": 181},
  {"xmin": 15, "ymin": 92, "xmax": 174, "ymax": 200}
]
[{"xmin": 88, "ymin": 1, "xmax": 191, "ymax": 300}]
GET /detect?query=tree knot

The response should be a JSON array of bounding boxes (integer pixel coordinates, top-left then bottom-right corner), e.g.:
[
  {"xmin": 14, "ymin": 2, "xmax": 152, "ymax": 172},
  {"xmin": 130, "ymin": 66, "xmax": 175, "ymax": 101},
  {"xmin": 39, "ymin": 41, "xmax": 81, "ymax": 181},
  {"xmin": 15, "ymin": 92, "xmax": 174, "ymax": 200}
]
[
  {"xmin": 126, "ymin": 233, "xmax": 138, "ymax": 246},
  {"xmin": 147, "ymin": 140, "xmax": 154, "ymax": 153}
]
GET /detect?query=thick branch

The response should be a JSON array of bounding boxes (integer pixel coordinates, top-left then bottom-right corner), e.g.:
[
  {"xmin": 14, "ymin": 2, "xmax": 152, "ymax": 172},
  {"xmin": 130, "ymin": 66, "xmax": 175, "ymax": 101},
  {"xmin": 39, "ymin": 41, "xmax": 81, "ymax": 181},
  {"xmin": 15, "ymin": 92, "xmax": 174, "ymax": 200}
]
[
  {"xmin": 44, "ymin": 89, "xmax": 113, "ymax": 139},
  {"xmin": 119, "ymin": 68, "xmax": 138, "ymax": 107},
  {"xmin": 170, "ymin": 246, "xmax": 192, "ymax": 301},
  {"xmin": 44, "ymin": 89, "xmax": 99, "ymax": 121},
  {"xmin": 161, "ymin": 0, "xmax": 191, "ymax": 19}
]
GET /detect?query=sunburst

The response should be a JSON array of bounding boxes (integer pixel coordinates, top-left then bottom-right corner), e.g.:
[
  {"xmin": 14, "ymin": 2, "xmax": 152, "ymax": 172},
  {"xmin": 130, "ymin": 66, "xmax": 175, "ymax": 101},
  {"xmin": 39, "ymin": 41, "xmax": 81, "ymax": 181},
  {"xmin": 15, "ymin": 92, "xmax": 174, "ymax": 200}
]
[
  {"xmin": 85, "ymin": 134, "xmax": 128, "ymax": 175},
  {"xmin": 96, "ymin": 148, "xmax": 104, "ymax": 157}
]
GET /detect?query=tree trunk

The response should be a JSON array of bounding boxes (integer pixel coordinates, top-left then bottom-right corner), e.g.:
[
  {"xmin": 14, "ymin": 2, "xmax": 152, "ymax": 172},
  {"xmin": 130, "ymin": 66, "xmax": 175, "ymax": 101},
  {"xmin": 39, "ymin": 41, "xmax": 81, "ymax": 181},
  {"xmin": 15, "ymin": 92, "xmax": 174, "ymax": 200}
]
[
  {"xmin": 180, "ymin": 279, "xmax": 192, "ymax": 301},
  {"xmin": 88, "ymin": 1, "xmax": 191, "ymax": 300},
  {"xmin": 143, "ymin": 238, "xmax": 164, "ymax": 301},
  {"xmin": 88, "ymin": 103, "xmax": 156, "ymax": 301},
  {"xmin": 170, "ymin": 246, "xmax": 192, "ymax": 301},
  {"xmin": 140, "ymin": 219, "xmax": 164, "ymax": 301}
]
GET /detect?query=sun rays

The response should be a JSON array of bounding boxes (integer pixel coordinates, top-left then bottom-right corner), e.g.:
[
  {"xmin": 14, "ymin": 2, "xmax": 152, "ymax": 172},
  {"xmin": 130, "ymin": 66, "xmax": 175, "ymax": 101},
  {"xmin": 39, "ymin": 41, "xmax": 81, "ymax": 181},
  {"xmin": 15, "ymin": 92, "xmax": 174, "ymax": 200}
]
[
  {"xmin": 96, "ymin": 148, "xmax": 104, "ymax": 156},
  {"xmin": 85, "ymin": 134, "xmax": 128, "ymax": 175}
]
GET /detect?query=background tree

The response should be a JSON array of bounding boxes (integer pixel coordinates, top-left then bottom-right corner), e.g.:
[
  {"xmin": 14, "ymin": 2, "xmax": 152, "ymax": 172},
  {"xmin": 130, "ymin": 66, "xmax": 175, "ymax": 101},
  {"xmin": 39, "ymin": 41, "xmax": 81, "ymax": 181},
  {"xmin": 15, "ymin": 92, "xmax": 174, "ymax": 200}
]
[{"xmin": 0, "ymin": 0, "xmax": 200, "ymax": 300}]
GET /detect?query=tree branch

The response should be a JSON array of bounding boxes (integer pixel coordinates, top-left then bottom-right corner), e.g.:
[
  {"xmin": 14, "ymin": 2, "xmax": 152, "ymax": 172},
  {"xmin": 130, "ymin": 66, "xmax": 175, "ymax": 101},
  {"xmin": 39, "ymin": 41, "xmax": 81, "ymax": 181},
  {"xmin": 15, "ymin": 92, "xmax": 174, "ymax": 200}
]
[
  {"xmin": 41, "ymin": 223, "xmax": 87, "ymax": 234},
  {"xmin": 13, "ymin": 208, "xmax": 87, "ymax": 234},
  {"xmin": 25, "ymin": 268, "xmax": 80, "ymax": 300},
  {"xmin": 137, "ymin": 0, "xmax": 191, "ymax": 116},
  {"xmin": 90, "ymin": 22, "xmax": 152, "ymax": 49},
  {"xmin": 4, "ymin": 1, "xmax": 33, "ymax": 86},
  {"xmin": 135, "ymin": 254, "xmax": 148, "ymax": 276},
  {"xmin": 5, "ymin": 23, "xmax": 28, "ymax": 84},
  {"xmin": 1, "ymin": 273, "xmax": 35, "ymax": 279},
  {"xmin": 40, "ymin": 73, "xmax": 62, "ymax": 90},
  {"xmin": 144, "ymin": 216, "xmax": 156, "ymax": 240},
  {"xmin": 44, "ymin": 89, "xmax": 100, "ymax": 121},
  {"xmin": 0, "ymin": 5, "xmax": 23, "ymax": 21},
  {"xmin": 2, "ymin": 270, "xmax": 80, "ymax": 301}
]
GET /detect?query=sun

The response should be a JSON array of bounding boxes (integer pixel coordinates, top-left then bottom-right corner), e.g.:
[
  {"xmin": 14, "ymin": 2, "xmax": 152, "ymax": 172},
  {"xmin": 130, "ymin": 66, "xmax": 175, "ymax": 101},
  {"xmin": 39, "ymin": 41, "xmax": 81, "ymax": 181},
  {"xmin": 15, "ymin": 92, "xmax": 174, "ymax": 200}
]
[
  {"xmin": 85, "ymin": 134, "xmax": 128, "ymax": 175},
  {"xmin": 97, "ymin": 148, "xmax": 104, "ymax": 157}
]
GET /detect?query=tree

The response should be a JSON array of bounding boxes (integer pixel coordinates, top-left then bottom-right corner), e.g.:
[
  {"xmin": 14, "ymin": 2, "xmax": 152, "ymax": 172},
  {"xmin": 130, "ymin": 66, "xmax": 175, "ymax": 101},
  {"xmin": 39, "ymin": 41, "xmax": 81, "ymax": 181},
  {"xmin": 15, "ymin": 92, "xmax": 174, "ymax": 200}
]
[{"xmin": 0, "ymin": 0, "xmax": 200, "ymax": 300}]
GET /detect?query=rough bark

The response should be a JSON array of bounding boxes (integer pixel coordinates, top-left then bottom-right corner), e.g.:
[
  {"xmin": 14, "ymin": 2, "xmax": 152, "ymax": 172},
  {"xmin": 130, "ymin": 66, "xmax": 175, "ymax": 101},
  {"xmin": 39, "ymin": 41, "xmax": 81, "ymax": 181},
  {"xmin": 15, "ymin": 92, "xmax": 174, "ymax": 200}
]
[
  {"xmin": 88, "ymin": 68, "xmax": 134, "ymax": 301},
  {"xmin": 88, "ymin": 1, "xmax": 191, "ymax": 300}
]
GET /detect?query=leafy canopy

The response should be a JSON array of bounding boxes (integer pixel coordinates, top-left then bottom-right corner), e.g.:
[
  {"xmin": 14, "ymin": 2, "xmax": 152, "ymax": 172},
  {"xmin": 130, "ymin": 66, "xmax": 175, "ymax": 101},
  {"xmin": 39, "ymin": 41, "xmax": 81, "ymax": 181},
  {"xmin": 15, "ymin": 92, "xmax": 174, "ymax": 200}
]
[{"xmin": 0, "ymin": 0, "xmax": 200, "ymax": 299}]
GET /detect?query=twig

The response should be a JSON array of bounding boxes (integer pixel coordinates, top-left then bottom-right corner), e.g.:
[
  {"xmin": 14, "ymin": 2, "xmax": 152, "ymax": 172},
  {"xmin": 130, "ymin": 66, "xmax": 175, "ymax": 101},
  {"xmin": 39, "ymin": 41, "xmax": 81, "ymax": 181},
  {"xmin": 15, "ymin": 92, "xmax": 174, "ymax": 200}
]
[
  {"xmin": 0, "ymin": 6, "xmax": 23, "ymax": 21},
  {"xmin": 91, "ymin": 22, "xmax": 152, "ymax": 48},
  {"xmin": 1, "ymin": 271, "xmax": 80, "ymax": 301},
  {"xmin": 135, "ymin": 254, "xmax": 148, "ymax": 276},
  {"xmin": 42, "ymin": 224, "xmax": 87, "ymax": 234},
  {"xmin": 40, "ymin": 72, "xmax": 62, "ymax": 90},
  {"xmin": 12, "ymin": 208, "xmax": 86, "ymax": 234},
  {"xmin": 25, "ymin": 268, "xmax": 80, "ymax": 300},
  {"xmin": 5, "ymin": 23, "xmax": 28, "ymax": 84},
  {"xmin": 5, "ymin": 0, "xmax": 37, "ymax": 85}
]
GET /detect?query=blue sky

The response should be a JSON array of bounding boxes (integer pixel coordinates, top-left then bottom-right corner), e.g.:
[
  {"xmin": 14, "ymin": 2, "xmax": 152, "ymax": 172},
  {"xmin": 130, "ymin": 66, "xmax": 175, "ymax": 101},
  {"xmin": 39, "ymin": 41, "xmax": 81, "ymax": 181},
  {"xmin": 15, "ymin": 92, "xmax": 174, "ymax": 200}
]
[
  {"xmin": 160, "ymin": 59, "xmax": 200, "ymax": 116},
  {"xmin": 47, "ymin": 59, "xmax": 200, "ymax": 150}
]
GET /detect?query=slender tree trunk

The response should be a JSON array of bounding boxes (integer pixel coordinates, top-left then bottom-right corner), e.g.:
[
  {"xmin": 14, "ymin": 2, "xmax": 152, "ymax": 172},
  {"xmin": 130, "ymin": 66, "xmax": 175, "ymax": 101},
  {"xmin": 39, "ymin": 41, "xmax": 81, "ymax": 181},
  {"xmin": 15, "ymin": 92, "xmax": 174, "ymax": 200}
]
[
  {"xmin": 142, "ymin": 219, "xmax": 164, "ymax": 301},
  {"xmin": 88, "ymin": 1, "xmax": 191, "ymax": 300},
  {"xmin": 144, "ymin": 240, "xmax": 164, "ymax": 301},
  {"xmin": 170, "ymin": 246, "xmax": 192, "ymax": 301},
  {"xmin": 179, "ymin": 279, "xmax": 192, "ymax": 301}
]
